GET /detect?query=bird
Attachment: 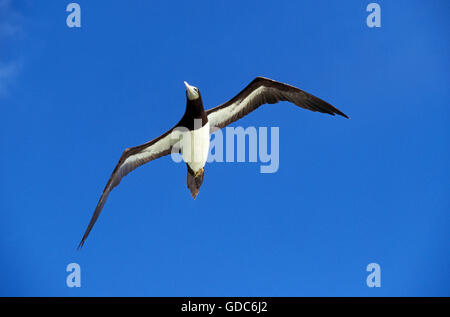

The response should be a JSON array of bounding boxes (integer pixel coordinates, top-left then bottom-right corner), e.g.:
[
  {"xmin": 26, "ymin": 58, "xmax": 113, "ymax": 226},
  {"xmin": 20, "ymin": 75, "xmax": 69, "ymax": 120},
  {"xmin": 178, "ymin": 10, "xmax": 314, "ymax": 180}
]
[{"xmin": 77, "ymin": 77, "xmax": 348, "ymax": 249}]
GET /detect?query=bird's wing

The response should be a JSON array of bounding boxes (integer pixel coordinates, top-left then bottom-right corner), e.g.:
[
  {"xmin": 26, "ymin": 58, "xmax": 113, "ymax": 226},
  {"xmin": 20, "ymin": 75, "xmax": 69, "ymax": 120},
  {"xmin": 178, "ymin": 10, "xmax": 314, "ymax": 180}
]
[
  {"xmin": 78, "ymin": 127, "xmax": 179, "ymax": 249},
  {"xmin": 206, "ymin": 77, "xmax": 348, "ymax": 130}
]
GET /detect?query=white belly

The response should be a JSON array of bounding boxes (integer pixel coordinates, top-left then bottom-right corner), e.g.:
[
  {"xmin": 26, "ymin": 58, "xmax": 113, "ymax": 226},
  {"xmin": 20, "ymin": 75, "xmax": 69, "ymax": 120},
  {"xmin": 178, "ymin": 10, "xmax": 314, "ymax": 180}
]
[{"xmin": 181, "ymin": 122, "xmax": 210, "ymax": 172}]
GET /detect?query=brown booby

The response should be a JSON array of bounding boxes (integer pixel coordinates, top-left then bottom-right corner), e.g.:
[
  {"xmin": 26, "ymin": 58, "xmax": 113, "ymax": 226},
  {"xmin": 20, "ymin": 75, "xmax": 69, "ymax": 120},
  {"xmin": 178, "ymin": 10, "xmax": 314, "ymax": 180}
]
[{"xmin": 78, "ymin": 77, "xmax": 348, "ymax": 249}]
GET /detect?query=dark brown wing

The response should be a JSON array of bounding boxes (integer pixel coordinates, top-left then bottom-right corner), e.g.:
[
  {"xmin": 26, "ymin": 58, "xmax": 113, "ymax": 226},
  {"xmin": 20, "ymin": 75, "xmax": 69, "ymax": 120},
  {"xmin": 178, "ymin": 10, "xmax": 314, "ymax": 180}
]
[
  {"xmin": 206, "ymin": 77, "xmax": 348, "ymax": 130},
  {"xmin": 77, "ymin": 128, "xmax": 178, "ymax": 249}
]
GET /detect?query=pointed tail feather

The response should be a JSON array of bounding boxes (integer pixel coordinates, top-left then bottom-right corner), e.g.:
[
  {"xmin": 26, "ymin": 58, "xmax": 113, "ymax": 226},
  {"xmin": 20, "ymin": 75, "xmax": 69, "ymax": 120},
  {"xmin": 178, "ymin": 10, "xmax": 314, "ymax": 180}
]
[{"xmin": 187, "ymin": 165, "xmax": 204, "ymax": 199}]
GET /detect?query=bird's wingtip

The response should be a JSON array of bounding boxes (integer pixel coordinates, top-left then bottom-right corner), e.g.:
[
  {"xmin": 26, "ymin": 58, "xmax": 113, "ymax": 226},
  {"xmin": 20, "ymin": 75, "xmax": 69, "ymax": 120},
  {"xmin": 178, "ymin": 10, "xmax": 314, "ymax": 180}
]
[
  {"xmin": 77, "ymin": 240, "xmax": 85, "ymax": 251},
  {"xmin": 334, "ymin": 109, "xmax": 349, "ymax": 119}
]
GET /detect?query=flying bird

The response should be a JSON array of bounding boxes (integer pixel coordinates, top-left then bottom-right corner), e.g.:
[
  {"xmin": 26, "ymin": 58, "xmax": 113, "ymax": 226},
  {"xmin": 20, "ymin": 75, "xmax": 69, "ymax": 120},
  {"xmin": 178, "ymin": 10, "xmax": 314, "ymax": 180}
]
[{"xmin": 78, "ymin": 77, "xmax": 348, "ymax": 249}]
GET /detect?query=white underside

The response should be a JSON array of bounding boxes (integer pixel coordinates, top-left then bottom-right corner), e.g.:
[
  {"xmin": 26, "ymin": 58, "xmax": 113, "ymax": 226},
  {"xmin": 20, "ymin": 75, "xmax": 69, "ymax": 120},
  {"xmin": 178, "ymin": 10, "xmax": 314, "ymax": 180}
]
[
  {"xmin": 180, "ymin": 122, "xmax": 210, "ymax": 172},
  {"xmin": 207, "ymin": 86, "xmax": 265, "ymax": 130}
]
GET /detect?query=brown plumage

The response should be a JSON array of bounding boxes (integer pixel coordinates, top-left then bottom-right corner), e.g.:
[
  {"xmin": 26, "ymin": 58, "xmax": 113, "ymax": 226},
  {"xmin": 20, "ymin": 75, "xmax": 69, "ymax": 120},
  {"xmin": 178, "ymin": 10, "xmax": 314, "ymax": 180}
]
[
  {"xmin": 78, "ymin": 77, "xmax": 348, "ymax": 249},
  {"xmin": 206, "ymin": 77, "xmax": 348, "ymax": 131},
  {"xmin": 186, "ymin": 165, "xmax": 205, "ymax": 199}
]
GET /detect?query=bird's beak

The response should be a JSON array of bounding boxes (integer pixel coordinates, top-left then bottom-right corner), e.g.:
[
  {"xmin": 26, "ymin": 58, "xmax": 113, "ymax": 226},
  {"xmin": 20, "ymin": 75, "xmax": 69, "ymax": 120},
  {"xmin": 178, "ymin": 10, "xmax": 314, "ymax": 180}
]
[{"xmin": 184, "ymin": 81, "xmax": 198, "ymax": 100}]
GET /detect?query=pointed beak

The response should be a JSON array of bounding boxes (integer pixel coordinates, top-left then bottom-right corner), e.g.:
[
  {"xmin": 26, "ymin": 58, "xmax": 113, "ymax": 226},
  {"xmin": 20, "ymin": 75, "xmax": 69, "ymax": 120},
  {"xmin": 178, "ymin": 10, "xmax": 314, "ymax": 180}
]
[
  {"xmin": 184, "ymin": 81, "xmax": 193, "ymax": 92},
  {"xmin": 184, "ymin": 81, "xmax": 198, "ymax": 100}
]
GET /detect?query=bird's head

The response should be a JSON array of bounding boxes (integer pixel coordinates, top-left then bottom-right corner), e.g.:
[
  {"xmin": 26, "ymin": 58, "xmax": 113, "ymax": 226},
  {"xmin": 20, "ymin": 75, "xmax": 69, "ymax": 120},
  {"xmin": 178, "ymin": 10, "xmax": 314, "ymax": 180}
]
[{"xmin": 184, "ymin": 81, "xmax": 200, "ymax": 101}]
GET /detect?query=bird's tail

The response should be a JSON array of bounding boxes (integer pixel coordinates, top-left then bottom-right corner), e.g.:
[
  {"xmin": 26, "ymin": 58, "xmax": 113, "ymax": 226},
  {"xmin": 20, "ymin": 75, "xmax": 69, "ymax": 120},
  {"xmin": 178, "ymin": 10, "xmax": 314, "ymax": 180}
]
[{"xmin": 186, "ymin": 165, "xmax": 204, "ymax": 199}]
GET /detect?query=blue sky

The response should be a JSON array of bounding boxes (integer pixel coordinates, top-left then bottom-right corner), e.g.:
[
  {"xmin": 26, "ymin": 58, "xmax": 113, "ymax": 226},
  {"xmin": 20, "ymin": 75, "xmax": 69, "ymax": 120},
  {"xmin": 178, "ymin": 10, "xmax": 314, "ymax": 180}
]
[{"xmin": 0, "ymin": 0, "xmax": 449, "ymax": 296}]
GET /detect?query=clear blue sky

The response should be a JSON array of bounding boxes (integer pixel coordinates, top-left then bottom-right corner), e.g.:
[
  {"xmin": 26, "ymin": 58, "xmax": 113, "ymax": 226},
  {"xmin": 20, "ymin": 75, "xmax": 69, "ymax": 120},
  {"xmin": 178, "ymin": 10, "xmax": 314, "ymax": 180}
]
[{"xmin": 1, "ymin": 0, "xmax": 449, "ymax": 296}]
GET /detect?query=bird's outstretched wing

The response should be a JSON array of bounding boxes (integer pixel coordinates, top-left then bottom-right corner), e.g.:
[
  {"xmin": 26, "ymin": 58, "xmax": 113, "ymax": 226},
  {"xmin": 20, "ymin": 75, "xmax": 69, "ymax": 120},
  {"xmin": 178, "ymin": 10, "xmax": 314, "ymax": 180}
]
[
  {"xmin": 206, "ymin": 77, "xmax": 348, "ymax": 130},
  {"xmin": 78, "ymin": 128, "xmax": 178, "ymax": 249}
]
